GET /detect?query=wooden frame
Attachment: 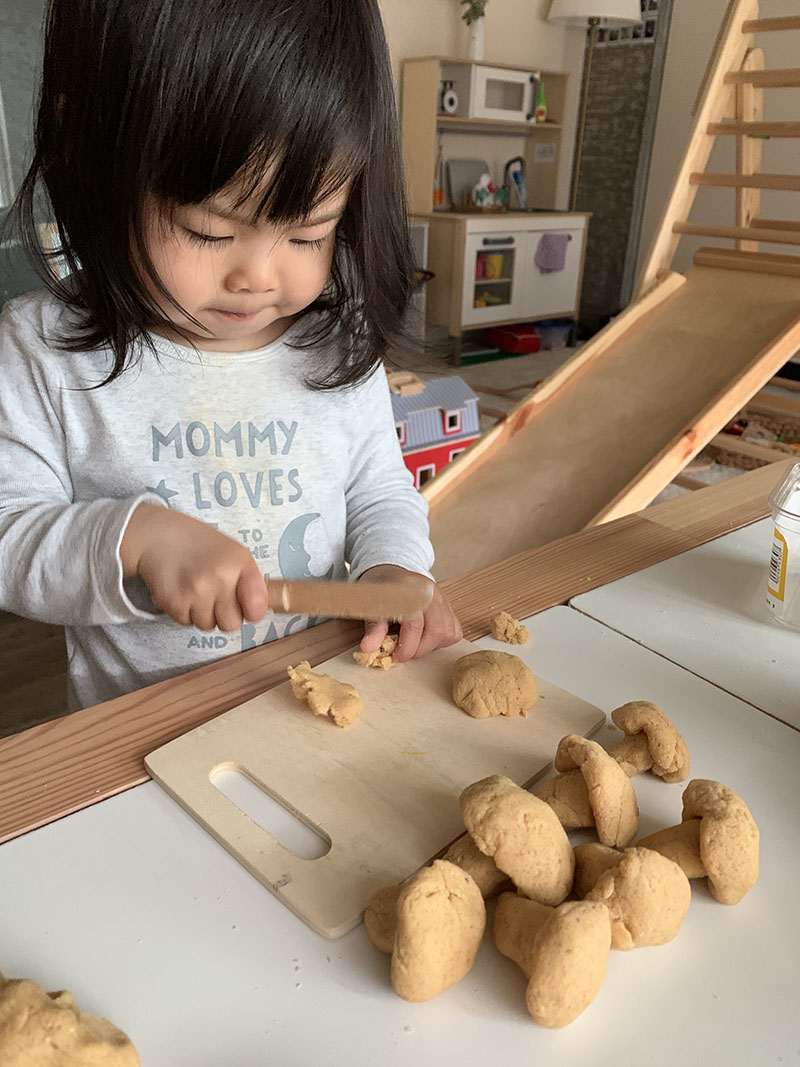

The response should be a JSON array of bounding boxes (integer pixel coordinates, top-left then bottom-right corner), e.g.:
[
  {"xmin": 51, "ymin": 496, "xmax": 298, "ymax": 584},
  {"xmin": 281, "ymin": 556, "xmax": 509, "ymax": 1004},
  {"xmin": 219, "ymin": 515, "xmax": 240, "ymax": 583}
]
[{"xmin": 421, "ymin": 0, "xmax": 800, "ymax": 581}]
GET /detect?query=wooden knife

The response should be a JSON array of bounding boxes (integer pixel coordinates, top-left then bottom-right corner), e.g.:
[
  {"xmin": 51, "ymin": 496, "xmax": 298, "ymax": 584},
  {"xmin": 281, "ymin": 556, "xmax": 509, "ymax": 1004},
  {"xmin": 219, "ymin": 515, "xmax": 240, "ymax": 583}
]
[{"xmin": 265, "ymin": 578, "xmax": 433, "ymax": 620}]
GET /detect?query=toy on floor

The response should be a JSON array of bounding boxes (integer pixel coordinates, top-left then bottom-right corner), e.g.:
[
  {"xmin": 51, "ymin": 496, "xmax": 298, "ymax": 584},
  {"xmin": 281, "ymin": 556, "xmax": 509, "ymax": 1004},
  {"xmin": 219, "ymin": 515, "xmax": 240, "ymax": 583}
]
[{"xmin": 387, "ymin": 373, "xmax": 480, "ymax": 490}]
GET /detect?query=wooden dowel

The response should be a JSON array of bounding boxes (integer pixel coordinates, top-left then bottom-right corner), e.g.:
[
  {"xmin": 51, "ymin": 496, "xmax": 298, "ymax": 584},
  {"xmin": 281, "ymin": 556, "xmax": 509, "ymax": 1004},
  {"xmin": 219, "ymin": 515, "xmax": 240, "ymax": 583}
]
[
  {"xmin": 693, "ymin": 247, "xmax": 800, "ymax": 278},
  {"xmin": 741, "ymin": 16, "xmax": 800, "ymax": 33},
  {"xmin": 725, "ymin": 67, "xmax": 800, "ymax": 87},
  {"xmin": 690, "ymin": 173, "xmax": 800, "ymax": 191},
  {"xmin": 674, "ymin": 222, "xmax": 800, "ymax": 246},
  {"xmin": 770, "ymin": 377, "xmax": 800, "ymax": 394},
  {"xmin": 707, "ymin": 121, "xmax": 800, "ymax": 137},
  {"xmin": 750, "ymin": 217, "xmax": 800, "ymax": 232}
]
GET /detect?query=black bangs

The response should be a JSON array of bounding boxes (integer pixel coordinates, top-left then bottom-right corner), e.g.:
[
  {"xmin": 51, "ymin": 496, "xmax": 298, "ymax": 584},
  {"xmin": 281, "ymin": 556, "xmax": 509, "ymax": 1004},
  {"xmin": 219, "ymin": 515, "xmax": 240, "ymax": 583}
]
[{"xmin": 10, "ymin": 0, "xmax": 416, "ymax": 389}]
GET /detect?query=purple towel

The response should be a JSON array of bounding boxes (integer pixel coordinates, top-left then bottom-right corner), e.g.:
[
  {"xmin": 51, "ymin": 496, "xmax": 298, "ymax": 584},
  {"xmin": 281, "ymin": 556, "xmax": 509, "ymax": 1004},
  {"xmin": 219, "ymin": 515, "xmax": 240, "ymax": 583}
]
[{"xmin": 535, "ymin": 232, "xmax": 570, "ymax": 273}]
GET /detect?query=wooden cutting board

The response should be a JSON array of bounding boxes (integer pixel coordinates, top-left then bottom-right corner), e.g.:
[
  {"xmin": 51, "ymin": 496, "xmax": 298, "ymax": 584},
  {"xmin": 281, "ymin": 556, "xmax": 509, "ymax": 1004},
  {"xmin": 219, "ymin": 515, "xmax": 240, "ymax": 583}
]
[{"xmin": 145, "ymin": 639, "xmax": 605, "ymax": 938}]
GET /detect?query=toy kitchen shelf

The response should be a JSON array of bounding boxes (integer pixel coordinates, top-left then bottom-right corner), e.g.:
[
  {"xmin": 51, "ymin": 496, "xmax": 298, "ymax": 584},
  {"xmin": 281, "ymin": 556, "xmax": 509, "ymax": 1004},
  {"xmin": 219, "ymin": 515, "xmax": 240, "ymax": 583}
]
[{"xmin": 402, "ymin": 57, "xmax": 588, "ymax": 339}]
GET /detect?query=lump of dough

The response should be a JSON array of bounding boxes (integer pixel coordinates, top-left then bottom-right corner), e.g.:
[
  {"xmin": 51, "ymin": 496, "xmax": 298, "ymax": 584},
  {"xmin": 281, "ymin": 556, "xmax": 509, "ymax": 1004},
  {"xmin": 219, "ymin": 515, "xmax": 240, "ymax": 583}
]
[
  {"xmin": 391, "ymin": 861, "xmax": 486, "ymax": 1002},
  {"xmin": 574, "ymin": 844, "xmax": 691, "ymax": 950},
  {"xmin": 353, "ymin": 634, "xmax": 398, "ymax": 670},
  {"xmin": 287, "ymin": 661, "xmax": 363, "ymax": 727},
  {"xmin": 0, "ymin": 971, "xmax": 140, "ymax": 1066},
  {"xmin": 460, "ymin": 775, "xmax": 574, "ymax": 905},
  {"xmin": 490, "ymin": 611, "xmax": 531, "ymax": 645},
  {"xmin": 452, "ymin": 650, "xmax": 537, "ymax": 719}
]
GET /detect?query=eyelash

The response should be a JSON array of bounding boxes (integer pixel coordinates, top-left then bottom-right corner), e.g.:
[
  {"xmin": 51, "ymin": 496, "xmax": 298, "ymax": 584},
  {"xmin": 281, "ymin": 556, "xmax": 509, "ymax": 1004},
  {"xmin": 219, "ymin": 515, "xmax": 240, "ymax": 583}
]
[
  {"xmin": 182, "ymin": 229, "xmax": 328, "ymax": 252},
  {"xmin": 183, "ymin": 229, "xmax": 231, "ymax": 247}
]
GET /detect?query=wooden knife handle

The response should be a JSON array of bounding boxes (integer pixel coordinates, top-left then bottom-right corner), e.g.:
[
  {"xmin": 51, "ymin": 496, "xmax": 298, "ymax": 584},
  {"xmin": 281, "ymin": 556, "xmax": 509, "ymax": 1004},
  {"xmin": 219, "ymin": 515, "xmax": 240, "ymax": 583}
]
[{"xmin": 265, "ymin": 578, "xmax": 433, "ymax": 620}]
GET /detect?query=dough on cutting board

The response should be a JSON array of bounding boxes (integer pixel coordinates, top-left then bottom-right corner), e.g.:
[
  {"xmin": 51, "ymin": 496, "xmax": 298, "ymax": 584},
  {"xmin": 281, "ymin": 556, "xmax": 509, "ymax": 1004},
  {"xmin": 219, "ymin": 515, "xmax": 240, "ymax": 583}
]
[
  {"xmin": 0, "ymin": 970, "xmax": 140, "ymax": 1066},
  {"xmin": 490, "ymin": 611, "xmax": 531, "ymax": 645},
  {"xmin": 353, "ymin": 634, "xmax": 398, "ymax": 669},
  {"xmin": 287, "ymin": 661, "xmax": 363, "ymax": 727},
  {"xmin": 452, "ymin": 650, "xmax": 538, "ymax": 718}
]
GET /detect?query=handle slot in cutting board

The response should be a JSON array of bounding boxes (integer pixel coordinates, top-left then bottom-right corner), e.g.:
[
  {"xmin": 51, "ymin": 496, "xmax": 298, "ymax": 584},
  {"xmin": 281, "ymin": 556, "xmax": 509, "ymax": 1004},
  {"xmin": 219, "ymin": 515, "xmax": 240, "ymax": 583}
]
[
  {"xmin": 212, "ymin": 766, "xmax": 331, "ymax": 861},
  {"xmin": 145, "ymin": 639, "xmax": 605, "ymax": 938}
]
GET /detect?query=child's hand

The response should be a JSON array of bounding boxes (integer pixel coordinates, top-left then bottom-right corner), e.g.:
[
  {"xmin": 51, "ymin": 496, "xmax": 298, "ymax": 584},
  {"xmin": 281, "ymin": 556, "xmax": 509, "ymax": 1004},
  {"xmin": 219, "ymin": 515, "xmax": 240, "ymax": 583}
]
[
  {"xmin": 120, "ymin": 504, "xmax": 268, "ymax": 631},
  {"xmin": 358, "ymin": 564, "xmax": 462, "ymax": 662}
]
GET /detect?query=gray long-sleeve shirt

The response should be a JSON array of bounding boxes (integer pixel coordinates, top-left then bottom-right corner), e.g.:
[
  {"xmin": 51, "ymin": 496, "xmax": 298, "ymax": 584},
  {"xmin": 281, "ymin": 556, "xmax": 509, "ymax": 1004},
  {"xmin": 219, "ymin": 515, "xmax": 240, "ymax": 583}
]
[{"xmin": 0, "ymin": 291, "xmax": 433, "ymax": 711}]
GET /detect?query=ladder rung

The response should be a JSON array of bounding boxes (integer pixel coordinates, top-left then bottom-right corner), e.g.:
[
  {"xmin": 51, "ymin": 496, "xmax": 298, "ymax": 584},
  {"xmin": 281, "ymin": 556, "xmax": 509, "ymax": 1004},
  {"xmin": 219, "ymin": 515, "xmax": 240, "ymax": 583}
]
[
  {"xmin": 751, "ymin": 217, "xmax": 800, "ymax": 233},
  {"xmin": 742, "ymin": 16, "xmax": 800, "ymax": 33},
  {"xmin": 707, "ymin": 121, "xmax": 800, "ymax": 137},
  {"xmin": 690, "ymin": 173, "xmax": 800, "ymax": 191},
  {"xmin": 694, "ymin": 246, "xmax": 800, "ymax": 278},
  {"xmin": 725, "ymin": 67, "xmax": 800, "ymax": 88},
  {"xmin": 673, "ymin": 222, "xmax": 800, "ymax": 246}
]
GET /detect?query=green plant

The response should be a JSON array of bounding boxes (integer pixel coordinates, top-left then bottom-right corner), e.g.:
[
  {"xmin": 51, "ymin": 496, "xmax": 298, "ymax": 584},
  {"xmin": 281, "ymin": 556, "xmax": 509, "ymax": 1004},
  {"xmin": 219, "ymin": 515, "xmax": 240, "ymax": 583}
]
[{"xmin": 461, "ymin": 0, "xmax": 487, "ymax": 25}]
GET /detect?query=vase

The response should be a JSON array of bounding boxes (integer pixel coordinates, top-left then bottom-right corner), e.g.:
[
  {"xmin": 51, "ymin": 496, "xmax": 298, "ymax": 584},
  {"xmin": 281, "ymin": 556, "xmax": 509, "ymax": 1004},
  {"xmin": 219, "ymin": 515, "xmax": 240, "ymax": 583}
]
[{"xmin": 467, "ymin": 17, "xmax": 485, "ymax": 62}]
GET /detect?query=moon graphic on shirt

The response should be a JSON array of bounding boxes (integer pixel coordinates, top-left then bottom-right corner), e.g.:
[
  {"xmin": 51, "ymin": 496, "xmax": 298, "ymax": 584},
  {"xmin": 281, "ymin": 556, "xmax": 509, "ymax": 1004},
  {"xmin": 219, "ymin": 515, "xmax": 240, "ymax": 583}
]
[{"xmin": 277, "ymin": 513, "xmax": 334, "ymax": 580}]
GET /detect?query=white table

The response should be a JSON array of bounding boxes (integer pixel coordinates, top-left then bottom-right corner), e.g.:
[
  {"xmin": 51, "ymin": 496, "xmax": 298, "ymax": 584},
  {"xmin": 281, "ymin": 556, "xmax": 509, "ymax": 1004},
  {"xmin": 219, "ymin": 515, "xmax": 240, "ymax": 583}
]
[
  {"xmin": 571, "ymin": 518, "xmax": 800, "ymax": 730},
  {"xmin": 1, "ymin": 607, "xmax": 797, "ymax": 1066}
]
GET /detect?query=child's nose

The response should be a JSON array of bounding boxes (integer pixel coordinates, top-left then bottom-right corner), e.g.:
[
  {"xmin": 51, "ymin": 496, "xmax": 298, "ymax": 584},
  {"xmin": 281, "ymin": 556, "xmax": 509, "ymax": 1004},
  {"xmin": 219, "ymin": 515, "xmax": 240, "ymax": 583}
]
[{"xmin": 225, "ymin": 251, "xmax": 278, "ymax": 294}]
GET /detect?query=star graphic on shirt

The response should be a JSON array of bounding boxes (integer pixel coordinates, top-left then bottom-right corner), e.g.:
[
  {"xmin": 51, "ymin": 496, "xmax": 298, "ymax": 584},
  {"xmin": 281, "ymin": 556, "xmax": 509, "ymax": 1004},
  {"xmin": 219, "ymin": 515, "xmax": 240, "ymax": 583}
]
[{"xmin": 146, "ymin": 480, "xmax": 179, "ymax": 506}]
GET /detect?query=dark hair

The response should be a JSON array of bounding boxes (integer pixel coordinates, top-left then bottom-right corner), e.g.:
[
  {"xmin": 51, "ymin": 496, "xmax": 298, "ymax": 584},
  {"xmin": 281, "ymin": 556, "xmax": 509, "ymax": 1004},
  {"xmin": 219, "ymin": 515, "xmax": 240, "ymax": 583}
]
[{"xmin": 12, "ymin": 0, "xmax": 415, "ymax": 388}]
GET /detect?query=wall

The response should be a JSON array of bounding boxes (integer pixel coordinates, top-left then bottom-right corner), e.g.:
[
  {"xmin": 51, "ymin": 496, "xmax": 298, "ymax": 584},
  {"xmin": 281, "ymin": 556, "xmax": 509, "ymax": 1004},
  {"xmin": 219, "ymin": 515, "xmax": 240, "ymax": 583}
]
[
  {"xmin": 637, "ymin": 0, "xmax": 800, "ymax": 279},
  {"xmin": 0, "ymin": 0, "xmax": 46, "ymax": 204},
  {"xmin": 379, "ymin": 0, "xmax": 585, "ymax": 208}
]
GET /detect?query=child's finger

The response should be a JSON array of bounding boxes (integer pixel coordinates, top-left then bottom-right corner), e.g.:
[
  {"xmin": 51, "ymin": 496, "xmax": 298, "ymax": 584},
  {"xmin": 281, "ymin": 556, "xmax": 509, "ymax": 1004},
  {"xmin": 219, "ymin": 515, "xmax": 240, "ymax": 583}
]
[
  {"xmin": 394, "ymin": 615, "xmax": 424, "ymax": 662},
  {"xmin": 214, "ymin": 595, "xmax": 245, "ymax": 634},
  {"xmin": 361, "ymin": 620, "xmax": 389, "ymax": 652},
  {"xmin": 238, "ymin": 568, "xmax": 269, "ymax": 622}
]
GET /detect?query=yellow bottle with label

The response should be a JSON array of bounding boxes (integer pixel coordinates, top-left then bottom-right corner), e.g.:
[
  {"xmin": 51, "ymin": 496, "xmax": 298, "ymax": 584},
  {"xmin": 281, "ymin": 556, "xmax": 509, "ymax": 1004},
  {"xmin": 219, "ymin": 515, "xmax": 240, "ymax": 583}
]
[{"xmin": 765, "ymin": 462, "xmax": 800, "ymax": 629}]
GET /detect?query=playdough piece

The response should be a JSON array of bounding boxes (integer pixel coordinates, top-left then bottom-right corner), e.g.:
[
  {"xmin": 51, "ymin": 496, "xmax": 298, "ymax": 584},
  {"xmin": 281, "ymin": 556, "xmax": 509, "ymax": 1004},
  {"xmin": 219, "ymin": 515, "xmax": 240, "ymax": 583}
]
[
  {"xmin": 442, "ymin": 833, "xmax": 509, "ymax": 898},
  {"xmin": 609, "ymin": 701, "xmax": 690, "ymax": 782},
  {"xmin": 287, "ymin": 661, "xmax": 363, "ymax": 727},
  {"xmin": 490, "ymin": 611, "xmax": 531, "ymax": 645},
  {"xmin": 0, "ymin": 971, "xmax": 140, "ymax": 1066},
  {"xmin": 451, "ymin": 650, "xmax": 537, "ymax": 719},
  {"xmin": 637, "ymin": 779, "xmax": 759, "ymax": 904},
  {"xmin": 460, "ymin": 775, "xmax": 574, "ymax": 905},
  {"xmin": 492, "ymin": 894, "xmax": 611, "ymax": 1029},
  {"xmin": 352, "ymin": 634, "xmax": 398, "ymax": 669},
  {"xmin": 534, "ymin": 734, "xmax": 639, "ymax": 847},
  {"xmin": 364, "ymin": 883, "xmax": 403, "ymax": 954},
  {"xmin": 390, "ymin": 860, "xmax": 486, "ymax": 1002},
  {"xmin": 575, "ymin": 843, "xmax": 691, "ymax": 949}
]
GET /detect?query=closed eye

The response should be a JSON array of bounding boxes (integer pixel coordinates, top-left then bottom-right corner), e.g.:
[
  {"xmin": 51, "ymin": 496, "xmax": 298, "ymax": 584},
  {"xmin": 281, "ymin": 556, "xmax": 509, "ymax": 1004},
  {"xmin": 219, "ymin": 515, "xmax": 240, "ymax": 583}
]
[
  {"xmin": 290, "ymin": 237, "xmax": 327, "ymax": 252},
  {"xmin": 183, "ymin": 228, "xmax": 232, "ymax": 247}
]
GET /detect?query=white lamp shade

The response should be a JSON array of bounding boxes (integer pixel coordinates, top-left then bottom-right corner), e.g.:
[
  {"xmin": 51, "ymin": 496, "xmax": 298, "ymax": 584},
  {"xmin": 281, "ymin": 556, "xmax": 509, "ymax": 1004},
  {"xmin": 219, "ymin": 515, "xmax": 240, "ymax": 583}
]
[{"xmin": 548, "ymin": 0, "xmax": 642, "ymax": 27}]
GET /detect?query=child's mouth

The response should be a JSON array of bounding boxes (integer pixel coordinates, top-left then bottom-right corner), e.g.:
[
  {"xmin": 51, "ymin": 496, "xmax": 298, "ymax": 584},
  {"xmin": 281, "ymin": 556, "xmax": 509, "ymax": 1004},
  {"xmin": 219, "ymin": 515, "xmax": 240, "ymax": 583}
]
[{"xmin": 212, "ymin": 308, "xmax": 264, "ymax": 322}]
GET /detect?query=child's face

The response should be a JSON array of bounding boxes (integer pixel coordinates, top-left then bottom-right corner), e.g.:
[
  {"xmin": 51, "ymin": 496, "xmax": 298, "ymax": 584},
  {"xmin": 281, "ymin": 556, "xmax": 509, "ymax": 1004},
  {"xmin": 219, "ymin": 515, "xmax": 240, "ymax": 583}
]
[{"xmin": 142, "ymin": 186, "xmax": 347, "ymax": 351}]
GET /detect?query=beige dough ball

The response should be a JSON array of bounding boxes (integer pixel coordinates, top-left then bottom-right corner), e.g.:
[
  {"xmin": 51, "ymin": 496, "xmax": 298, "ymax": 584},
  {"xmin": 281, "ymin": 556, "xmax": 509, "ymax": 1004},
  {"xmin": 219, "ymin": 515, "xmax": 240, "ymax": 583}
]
[
  {"xmin": 452, "ymin": 650, "xmax": 537, "ymax": 719},
  {"xmin": 391, "ymin": 860, "xmax": 486, "ymax": 1002},
  {"xmin": 0, "ymin": 971, "xmax": 139, "ymax": 1066}
]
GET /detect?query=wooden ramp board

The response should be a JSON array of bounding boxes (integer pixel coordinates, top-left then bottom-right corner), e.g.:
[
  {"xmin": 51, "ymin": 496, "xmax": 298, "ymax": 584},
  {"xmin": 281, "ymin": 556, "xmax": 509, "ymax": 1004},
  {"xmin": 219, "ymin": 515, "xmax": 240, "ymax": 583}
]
[
  {"xmin": 427, "ymin": 265, "xmax": 800, "ymax": 580},
  {"xmin": 145, "ymin": 638, "xmax": 605, "ymax": 938}
]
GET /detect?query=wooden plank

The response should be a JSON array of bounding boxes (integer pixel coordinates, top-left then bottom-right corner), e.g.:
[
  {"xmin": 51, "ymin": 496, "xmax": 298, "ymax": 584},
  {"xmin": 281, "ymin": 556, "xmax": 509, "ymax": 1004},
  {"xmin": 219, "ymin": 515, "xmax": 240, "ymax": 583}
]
[
  {"xmin": 708, "ymin": 121, "xmax": 800, "ymax": 136},
  {"xmin": 423, "ymin": 271, "xmax": 686, "ymax": 509},
  {"xmin": 690, "ymin": 173, "xmax": 800, "ymax": 191},
  {"xmin": 693, "ymin": 247, "xmax": 800, "ymax": 278},
  {"xmin": 1, "ymin": 459, "xmax": 791, "ymax": 847},
  {"xmin": 401, "ymin": 58, "xmax": 440, "ymax": 216},
  {"xmin": 725, "ymin": 66, "xmax": 800, "ymax": 86},
  {"xmin": 674, "ymin": 222, "xmax": 800, "ymax": 245},
  {"xmin": 735, "ymin": 49, "xmax": 764, "ymax": 252},
  {"xmin": 708, "ymin": 432, "xmax": 792, "ymax": 464},
  {"xmin": 672, "ymin": 474, "xmax": 708, "ymax": 491},
  {"xmin": 637, "ymin": 0, "xmax": 759, "ymax": 291},
  {"xmin": 748, "ymin": 389, "xmax": 800, "ymax": 417},
  {"xmin": 741, "ymin": 16, "xmax": 800, "ymax": 32},
  {"xmin": 429, "ymin": 266, "xmax": 800, "ymax": 573}
]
